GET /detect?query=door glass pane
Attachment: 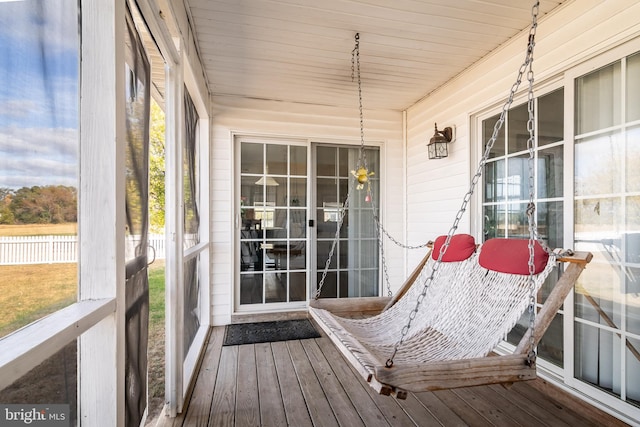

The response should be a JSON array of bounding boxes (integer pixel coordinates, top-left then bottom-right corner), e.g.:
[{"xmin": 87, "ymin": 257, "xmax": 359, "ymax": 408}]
[
  {"xmin": 539, "ymin": 88, "xmax": 564, "ymax": 146},
  {"xmin": 239, "ymin": 142, "xmax": 308, "ymax": 306},
  {"xmin": 508, "ymin": 103, "xmax": 529, "ymax": 154},
  {"xmin": 483, "ymin": 113, "xmax": 505, "ymax": 158},
  {"xmin": 290, "ymin": 272, "xmax": 306, "ymax": 302},
  {"xmin": 538, "ymin": 145, "xmax": 563, "ymax": 198},
  {"xmin": 266, "ymin": 144, "xmax": 287, "ymax": 175},
  {"xmin": 575, "ymin": 131, "xmax": 623, "ymax": 196},
  {"xmin": 290, "ymin": 209, "xmax": 306, "ymax": 238},
  {"xmin": 289, "ymin": 242, "xmax": 306, "ymax": 270},
  {"xmin": 315, "ymin": 146, "xmax": 380, "ymax": 299},
  {"xmin": 506, "ymin": 202, "xmax": 528, "ymax": 239},
  {"xmin": 538, "ymin": 313, "xmax": 563, "ymax": 367},
  {"xmin": 627, "ymin": 53, "xmax": 640, "ymax": 122},
  {"xmin": 628, "ymin": 272, "xmax": 640, "ymax": 334},
  {"xmin": 317, "ymin": 146, "xmax": 336, "ymax": 176},
  {"xmin": 339, "ymin": 147, "xmax": 351, "ymax": 177},
  {"xmin": 575, "ymin": 325, "xmax": 621, "ymax": 398},
  {"xmin": 241, "ymin": 143, "xmax": 263, "ymax": 174},
  {"xmin": 291, "ymin": 146, "xmax": 307, "ymax": 175},
  {"xmin": 575, "ymin": 197, "xmax": 623, "ymax": 240},
  {"xmin": 575, "ymin": 62, "xmax": 621, "ymax": 135},
  {"xmin": 537, "ymin": 201, "xmax": 564, "ymax": 249},
  {"xmin": 507, "ymin": 154, "xmax": 530, "ymax": 201},
  {"xmin": 484, "ymin": 159, "xmax": 505, "ymax": 203},
  {"xmin": 627, "ymin": 337, "xmax": 640, "ymax": 407},
  {"xmin": 483, "ymin": 205, "xmax": 503, "ymax": 240},
  {"xmin": 628, "ymin": 126, "xmax": 640, "ymax": 192},
  {"xmin": 240, "ymin": 274, "xmax": 262, "ymax": 304},
  {"xmin": 290, "ymin": 178, "xmax": 307, "ymax": 207}
]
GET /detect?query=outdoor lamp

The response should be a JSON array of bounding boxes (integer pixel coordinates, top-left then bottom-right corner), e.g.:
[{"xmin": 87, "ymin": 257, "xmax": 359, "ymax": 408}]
[{"xmin": 427, "ymin": 123, "xmax": 454, "ymax": 159}]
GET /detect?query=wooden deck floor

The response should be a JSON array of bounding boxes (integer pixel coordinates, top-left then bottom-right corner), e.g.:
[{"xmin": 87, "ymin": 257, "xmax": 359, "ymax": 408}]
[{"xmin": 159, "ymin": 323, "xmax": 628, "ymax": 427}]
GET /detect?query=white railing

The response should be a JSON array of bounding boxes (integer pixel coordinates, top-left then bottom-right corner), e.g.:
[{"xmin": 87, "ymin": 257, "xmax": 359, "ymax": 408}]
[{"xmin": 0, "ymin": 234, "xmax": 167, "ymax": 265}]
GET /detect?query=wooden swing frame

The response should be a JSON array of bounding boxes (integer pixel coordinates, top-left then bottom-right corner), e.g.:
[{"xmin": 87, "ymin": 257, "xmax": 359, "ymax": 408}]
[{"xmin": 310, "ymin": 245, "xmax": 592, "ymax": 399}]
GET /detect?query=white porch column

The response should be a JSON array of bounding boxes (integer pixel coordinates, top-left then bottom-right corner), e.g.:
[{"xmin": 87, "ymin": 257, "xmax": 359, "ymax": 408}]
[{"xmin": 78, "ymin": 0, "xmax": 126, "ymax": 425}]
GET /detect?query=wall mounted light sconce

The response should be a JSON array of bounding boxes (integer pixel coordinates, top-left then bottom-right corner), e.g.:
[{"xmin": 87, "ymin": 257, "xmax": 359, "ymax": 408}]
[{"xmin": 427, "ymin": 123, "xmax": 455, "ymax": 159}]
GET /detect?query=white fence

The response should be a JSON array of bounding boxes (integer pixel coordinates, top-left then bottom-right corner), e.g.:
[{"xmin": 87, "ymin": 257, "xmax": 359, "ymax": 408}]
[{"xmin": 0, "ymin": 234, "xmax": 166, "ymax": 265}]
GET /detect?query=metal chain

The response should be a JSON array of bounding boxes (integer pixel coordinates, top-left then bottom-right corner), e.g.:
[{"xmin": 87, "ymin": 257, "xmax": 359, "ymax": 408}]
[
  {"xmin": 368, "ymin": 196, "xmax": 394, "ymax": 297},
  {"xmin": 316, "ymin": 33, "xmax": 363, "ymax": 300},
  {"xmin": 352, "ymin": 33, "xmax": 368, "ymax": 172},
  {"xmin": 386, "ymin": 1, "xmax": 542, "ymax": 367},
  {"xmin": 525, "ymin": 0, "xmax": 540, "ymax": 366}
]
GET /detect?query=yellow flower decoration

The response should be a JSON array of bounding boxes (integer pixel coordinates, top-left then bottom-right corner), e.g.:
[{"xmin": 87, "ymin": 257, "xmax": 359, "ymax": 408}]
[{"xmin": 351, "ymin": 166, "xmax": 375, "ymax": 190}]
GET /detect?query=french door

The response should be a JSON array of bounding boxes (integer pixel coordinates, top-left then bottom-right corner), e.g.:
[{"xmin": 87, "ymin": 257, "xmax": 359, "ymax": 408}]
[
  {"xmin": 235, "ymin": 139, "xmax": 381, "ymax": 311},
  {"xmin": 237, "ymin": 140, "xmax": 309, "ymax": 310},
  {"xmin": 313, "ymin": 144, "xmax": 381, "ymax": 299}
]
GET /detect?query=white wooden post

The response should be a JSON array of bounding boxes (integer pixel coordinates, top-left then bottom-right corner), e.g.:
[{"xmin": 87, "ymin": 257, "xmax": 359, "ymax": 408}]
[
  {"xmin": 165, "ymin": 47, "xmax": 185, "ymax": 417},
  {"xmin": 78, "ymin": 0, "xmax": 126, "ymax": 425}
]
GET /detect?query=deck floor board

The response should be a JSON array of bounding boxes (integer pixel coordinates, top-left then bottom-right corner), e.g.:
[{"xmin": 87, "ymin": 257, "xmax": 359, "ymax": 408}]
[
  {"xmin": 158, "ymin": 325, "xmax": 629, "ymax": 427},
  {"xmin": 254, "ymin": 342, "xmax": 288, "ymax": 427}
]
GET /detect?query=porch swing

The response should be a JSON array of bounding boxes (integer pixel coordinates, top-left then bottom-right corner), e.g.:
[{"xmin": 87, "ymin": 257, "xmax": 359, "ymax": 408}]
[{"xmin": 309, "ymin": 1, "xmax": 593, "ymax": 399}]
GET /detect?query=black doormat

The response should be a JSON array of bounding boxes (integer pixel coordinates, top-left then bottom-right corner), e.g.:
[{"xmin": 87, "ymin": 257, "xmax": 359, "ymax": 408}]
[{"xmin": 223, "ymin": 319, "xmax": 321, "ymax": 346}]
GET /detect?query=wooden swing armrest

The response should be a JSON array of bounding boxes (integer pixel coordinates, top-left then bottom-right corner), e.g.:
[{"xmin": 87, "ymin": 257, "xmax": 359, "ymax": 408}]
[
  {"xmin": 374, "ymin": 354, "xmax": 536, "ymax": 393},
  {"xmin": 381, "ymin": 246, "xmax": 433, "ymax": 312},
  {"xmin": 515, "ymin": 250, "xmax": 592, "ymax": 355},
  {"xmin": 556, "ymin": 250, "xmax": 593, "ymax": 265},
  {"xmin": 309, "ymin": 297, "xmax": 392, "ymax": 317}
]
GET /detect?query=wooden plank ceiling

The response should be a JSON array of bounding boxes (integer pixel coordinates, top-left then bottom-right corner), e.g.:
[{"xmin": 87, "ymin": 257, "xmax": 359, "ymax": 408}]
[{"xmin": 184, "ymin": 0, "xmax": 564, "ymax": 111}]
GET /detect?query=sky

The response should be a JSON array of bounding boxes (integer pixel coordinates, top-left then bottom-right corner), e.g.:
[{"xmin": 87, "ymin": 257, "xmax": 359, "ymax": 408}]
[{"xmin": 0, "ymin": 0, "xmax": 79, "ymax": 190}]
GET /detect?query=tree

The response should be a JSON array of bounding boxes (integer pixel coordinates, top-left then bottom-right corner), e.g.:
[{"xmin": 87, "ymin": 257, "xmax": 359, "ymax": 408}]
[
  {"xmin": 0, "ymin": 187, "xmax": 15, "ymax": 224},
  {"xmin": 149, "ymin": 100, "xmax": 166, "ymax": 234},
  {"xmin": 10, "ymin": 185, "xmax": 77, "ymax": 224}
]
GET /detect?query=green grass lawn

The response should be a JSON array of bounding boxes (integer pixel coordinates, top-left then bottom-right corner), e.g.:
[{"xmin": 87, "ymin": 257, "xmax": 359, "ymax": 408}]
[
  {"xmin": 0, "ymin": 260, "xmax": 166, "ymax": 339},
  {"xmin": 146, "ymin": 260, "xmax": 165, "ymax": 424},
  {"xmin": 148, "ymin": 260, "xmax": 165, "ymax": 328},
  {"xmin": 0, "ymin": 259, "xmax": 166, "ymax": 423}
]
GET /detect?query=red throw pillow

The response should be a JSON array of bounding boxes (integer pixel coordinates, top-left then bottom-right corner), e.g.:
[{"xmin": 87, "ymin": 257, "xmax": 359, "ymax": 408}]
[
  {"xmin": 479, "ymin": 238, "xmax": 549, "ymax": 275},
  {"xmin": 432, "ymin": 234, "xmax": 476, "ymax": 262}
]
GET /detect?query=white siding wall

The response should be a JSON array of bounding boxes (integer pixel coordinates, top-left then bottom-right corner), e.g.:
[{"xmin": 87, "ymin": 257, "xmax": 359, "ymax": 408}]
[
  {"xmin": 405, "ymin": 0, "xmax": 640, "ymax": 270},
  {"xmin": 210, "ymin": 96, "xmax": 403, "ymax": 325}
]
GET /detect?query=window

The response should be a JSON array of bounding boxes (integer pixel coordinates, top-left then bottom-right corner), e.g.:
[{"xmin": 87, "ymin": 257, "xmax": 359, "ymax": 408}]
[
  {"xmin": 573, "ymin": 52, "xmax": 640, "ymax": 407},
  {"xmin": 0, "ymin": 0, "xmax": 79, "ymax": 420},
  {"xmin": 0, "ymin": 0, "xmax": 79, "ymax": 338},
  {"xmin": 482, "ymin": 88, "xmax": 565, "ymax": 366}
]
